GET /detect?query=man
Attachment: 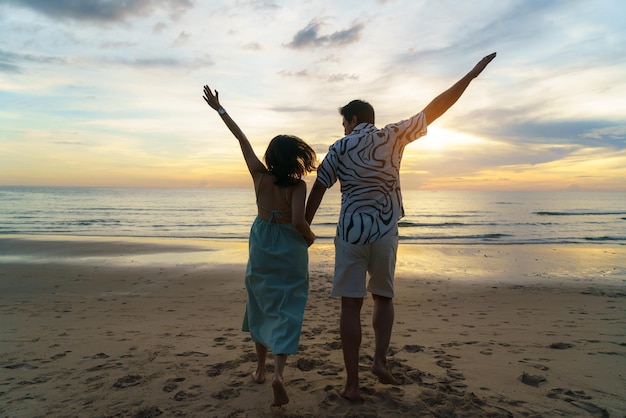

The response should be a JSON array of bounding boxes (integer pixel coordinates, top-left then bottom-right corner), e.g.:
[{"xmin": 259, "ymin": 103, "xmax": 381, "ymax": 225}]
[{"xmin": 305, "ymin": 52, "xmax": 497, "ymax": 400}]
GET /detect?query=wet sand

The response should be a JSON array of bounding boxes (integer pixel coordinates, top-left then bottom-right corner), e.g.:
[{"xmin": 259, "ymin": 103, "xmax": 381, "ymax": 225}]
[{"xmin": 1, "ymin": 236, "xmax": 625, "ymax": 417}]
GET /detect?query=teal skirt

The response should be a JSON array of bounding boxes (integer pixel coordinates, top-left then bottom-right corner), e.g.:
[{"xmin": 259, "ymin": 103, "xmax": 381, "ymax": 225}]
[{"xmin": 242, "ymin": 216, "xmax": 309, "ymax": 355}]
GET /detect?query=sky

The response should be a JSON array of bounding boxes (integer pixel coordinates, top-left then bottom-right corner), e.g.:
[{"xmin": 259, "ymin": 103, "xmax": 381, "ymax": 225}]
[{"xmin": 1, "ymin": 0, "xmax": 625, "ymax": 191}]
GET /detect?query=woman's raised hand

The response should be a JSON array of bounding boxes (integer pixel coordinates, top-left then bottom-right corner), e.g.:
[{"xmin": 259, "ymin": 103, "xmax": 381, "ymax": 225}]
[{"xmin": 203, "ymin": 85, "xmax": 221, "ymax": 111}]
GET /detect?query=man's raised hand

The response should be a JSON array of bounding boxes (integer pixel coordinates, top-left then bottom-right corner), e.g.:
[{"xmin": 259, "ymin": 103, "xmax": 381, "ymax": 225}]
[{"xmin": 470, "ymin": 52, "xmax": 497, "ymax": 79}]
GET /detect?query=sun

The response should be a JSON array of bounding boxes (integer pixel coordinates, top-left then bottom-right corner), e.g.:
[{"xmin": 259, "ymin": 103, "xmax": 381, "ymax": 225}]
[{"xmin": 414, "ymin": 126, "xmax": 488, "ymax": 152}]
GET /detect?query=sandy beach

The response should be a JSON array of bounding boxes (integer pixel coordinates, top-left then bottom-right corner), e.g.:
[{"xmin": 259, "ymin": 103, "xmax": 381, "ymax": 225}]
[{"xmin": 1, "ymin": 235, "xmax": 625, "ymax": 417}]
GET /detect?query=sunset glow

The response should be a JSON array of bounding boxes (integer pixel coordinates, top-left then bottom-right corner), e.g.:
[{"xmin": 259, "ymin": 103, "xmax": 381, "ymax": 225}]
[{"xmin": 1, "ymin": 0, "xmax": 625, "ymax": 191}]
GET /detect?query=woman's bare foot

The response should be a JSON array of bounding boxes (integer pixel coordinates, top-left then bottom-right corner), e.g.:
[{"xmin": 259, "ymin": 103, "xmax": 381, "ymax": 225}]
[
  {"xmin": 372, "ymin": 363, "xmax": 398, "ymax": 385},
  {"xmin": 251, "ymin": 369, "xmax": 265, "ymax": 384},
  {"xmin": 271, "ymin": 376, "xmax": 289, "ymax": 406}
]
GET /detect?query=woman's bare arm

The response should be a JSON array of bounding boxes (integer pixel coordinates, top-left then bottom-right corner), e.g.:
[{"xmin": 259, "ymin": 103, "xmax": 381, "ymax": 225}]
[
  {"xmin": 203, "ymin": 85, "xmax": 266, "ymax": 177},
  {"xmin": 291, "ymin": 181, "xmax": 316, "ymax": 246}
]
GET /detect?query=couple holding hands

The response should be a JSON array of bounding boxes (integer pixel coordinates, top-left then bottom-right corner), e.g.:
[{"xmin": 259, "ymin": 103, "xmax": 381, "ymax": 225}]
[{"xmin": 202, "ymin": 52, "xmax": 496, "ymax": 407}]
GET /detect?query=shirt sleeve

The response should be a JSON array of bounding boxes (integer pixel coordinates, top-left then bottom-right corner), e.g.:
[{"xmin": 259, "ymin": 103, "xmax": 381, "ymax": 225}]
[
  {"xmin": 386, "ymin": 111, "xmax": 428, "ymax": 146},
  {"xmin": 316, "ymin": 146, "xmax": 339, "ymax": 188}
]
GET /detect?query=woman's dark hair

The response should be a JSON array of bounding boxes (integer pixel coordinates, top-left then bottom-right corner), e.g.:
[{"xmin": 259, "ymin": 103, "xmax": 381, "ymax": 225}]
[
  {"xmin": 339, "ymin": 99, "xmax": 375, "ymax": 125},
  {"xmin": 264, "ymin": 135, "xmax": 317, "ymax": 187}
]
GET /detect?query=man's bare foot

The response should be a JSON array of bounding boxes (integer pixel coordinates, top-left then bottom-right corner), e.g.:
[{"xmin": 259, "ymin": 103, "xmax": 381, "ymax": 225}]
[
  {"xmin": 271, "ymin": 377, "xmax": 289, "ymax": 406},
  {"xmin": 251, "ymin": 369, "xmax": 265, "ymax": 384},
  {"xmin": 372, "ymin": 364, "xmax": 398, "ymax": 385},
  {"xmin": 339, "ymin": 386, "xmax": 363, "ymax": 402}
]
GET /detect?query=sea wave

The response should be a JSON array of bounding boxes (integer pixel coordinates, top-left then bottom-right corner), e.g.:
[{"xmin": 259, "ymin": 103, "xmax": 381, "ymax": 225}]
[
  {"xmin": 2, "ymin": 187, "xmax": 625, "ymax": 246},
  {"xmin": 534, "ymin": 211, "xmax": 626, "ymax": 216}
]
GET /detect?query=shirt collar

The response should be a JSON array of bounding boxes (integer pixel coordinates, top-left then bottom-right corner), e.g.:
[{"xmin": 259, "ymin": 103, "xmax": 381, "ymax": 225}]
[{"xmin": 351, "ymin": 122, "xmax": 376, "ymax": 135}]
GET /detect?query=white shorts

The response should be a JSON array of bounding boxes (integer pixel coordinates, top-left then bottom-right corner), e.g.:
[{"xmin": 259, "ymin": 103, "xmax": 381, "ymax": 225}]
[{"xmin": 331, "ymin": 227, "xmax": 398, "ymax": 298}]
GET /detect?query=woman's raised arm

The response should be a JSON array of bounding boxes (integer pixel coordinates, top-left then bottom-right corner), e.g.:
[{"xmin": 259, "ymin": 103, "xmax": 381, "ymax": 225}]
[{"xmin": 203, "ymin": 85, "xmax": 266, "ymax": 177}]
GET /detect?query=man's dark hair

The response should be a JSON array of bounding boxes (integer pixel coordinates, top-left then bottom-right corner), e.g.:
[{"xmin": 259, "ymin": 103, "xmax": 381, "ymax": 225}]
[{"xmin": 339, "ymin": 99, "xmax": 375, "ymax": 125}]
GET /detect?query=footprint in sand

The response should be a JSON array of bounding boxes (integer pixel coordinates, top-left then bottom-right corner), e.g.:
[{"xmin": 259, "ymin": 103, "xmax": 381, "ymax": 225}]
[
  {"xmin": 549, "ymin": 342, "xmax": 574, "ymax": 349},
  {"xmin": 113, "ymin": 374, "xmax": 143, "ymax": 388},
  {"xmin": 174, "ymin": 387, "xmax": 201, "ymax": 401},
  {"xmin": 435, "ymin": 358, "xmax": 453, "ymax": 369},
  {"xmin": 213, "ymin": 336, "xmax": 227, "ymax": 346},
  {"xmin": 90, "ymin": 353, "xmax": 109, "ymax": 359},
  {"xmin": 548, "ymin": 388, "xmax": 592, "ymax": 401},
  {"xmin": 84, "ymin": 374, "xmax": 106, "ymax": 384},
  {"xmin": 211, "ymin": 387, "xmax": 240, "ymax": 400},
  {"xmin": 133, "ymin": 406, "xmax": 162, "ymax": 418},
  {"xmin": 18, "ymin": 376, "xmax": 49, "ymax": 385},
  {"xmin": 296, "ymin": 357, "xmax": 325, "ymax": 372},
  {"xmin": 519, "ymin": 372, "xmax": 546, "ymax": 387},
  {"xmin": 163, "ymin": 377, "xmax": 186, "ymax": 392},
  {"xmin": 403, "ymin": 344, "xmax": 423, "ymax": 353},
  {"xmin": 239, "ymin": 352, "xmax": 257, "ymax": 363},
  {"xmin": 518, "ymin": 359, "xmax": 549, "ymax": 371},
  {"xmin": 50, "ymin": 351, "xmax": 71, "ymax": 360},
  {"xmin": 176, "ymin": 351, "xmax": 208, "ymax": 357},
  {"xmin": 324, "ymin": 341, "xmax": 342, "ymax": 350},
  {"xmin": 86, "ymin": 361, "xmax": 123, "ymax": 372},
  {"xmin": 3, "ymin": 362, "xmax": 38, "ymax": 370},
  {"xmin": 206, "ymin": 360, "xmax": 238, "ymax": 377},
  {"xmin": 548, "ymin": 388, "xmax": 609, "ymax": 417},
  {"xmin": 446, "ymin": 370, "xmax": 464, "ymax": 381}
]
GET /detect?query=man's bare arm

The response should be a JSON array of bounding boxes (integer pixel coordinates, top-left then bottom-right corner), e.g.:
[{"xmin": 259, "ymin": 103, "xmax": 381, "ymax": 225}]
[
  {"xmin": 422, "ymin": 52, "xmax": 496, "ymax": 126},
  {"xmin": 305, "ymin": 180, "xmax": 327, "ymax": 224}
]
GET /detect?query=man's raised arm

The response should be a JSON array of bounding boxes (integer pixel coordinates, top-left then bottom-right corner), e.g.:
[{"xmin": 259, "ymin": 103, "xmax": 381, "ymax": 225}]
[{"xmin": 423, "ymin": 52, "xmax": 496, "ymax": 126}]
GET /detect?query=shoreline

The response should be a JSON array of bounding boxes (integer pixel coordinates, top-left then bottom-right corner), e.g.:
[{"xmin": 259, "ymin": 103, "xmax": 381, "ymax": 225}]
[
  {"xmin": 2, "ymin": 234, "xmax": 625, "ymax": 288},
  {"xmin": 1, "ymin": 235, "xmax": 625, "ymax": 416}
]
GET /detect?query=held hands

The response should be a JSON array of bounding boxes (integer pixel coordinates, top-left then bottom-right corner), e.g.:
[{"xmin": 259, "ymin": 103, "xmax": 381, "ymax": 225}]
[
  {"xmin": 305, "ymin": 233, "xmax": 316, "ymax": 248},
  {"xmin": 469, "ymin": 52, "xmax": 497, "ymax": 79},
  {"xmin": 202, "ymin": 85, "xmax": 221, "ymax": 111}
]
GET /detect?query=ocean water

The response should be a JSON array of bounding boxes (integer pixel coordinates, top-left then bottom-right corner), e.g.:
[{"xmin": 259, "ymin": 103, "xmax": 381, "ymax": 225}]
[{"xmin": 0, "ymin": 186, "xmax": 624, "ymax": 245}]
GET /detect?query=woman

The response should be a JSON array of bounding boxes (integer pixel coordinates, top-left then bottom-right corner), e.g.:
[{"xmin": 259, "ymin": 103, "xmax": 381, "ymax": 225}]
[{"xmin": 202, "ymin": 85, "xmax": 316, "ymax": 407}]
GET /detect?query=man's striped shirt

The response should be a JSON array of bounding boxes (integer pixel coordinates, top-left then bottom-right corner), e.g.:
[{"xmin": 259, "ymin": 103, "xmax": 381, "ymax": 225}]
[{"xmin": 317, "ymin": 112, "xmax": 428, "ymax": 245}]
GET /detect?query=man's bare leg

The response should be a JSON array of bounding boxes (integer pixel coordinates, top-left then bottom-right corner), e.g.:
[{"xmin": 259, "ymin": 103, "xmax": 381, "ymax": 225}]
[
  {"xmin": 253, "ymin": 342, "xmax": 267, "ymax": 384},
  {"xmin": 272, "ymin": 354, "xmax": 289, "ymax": 406},
  {"xmin": 372, "ymin": 294, "xmax": 397, "ymax": 384},
  {"xmin": 340, "ymin": 297, "xmax": 364, "ymax": 400}
]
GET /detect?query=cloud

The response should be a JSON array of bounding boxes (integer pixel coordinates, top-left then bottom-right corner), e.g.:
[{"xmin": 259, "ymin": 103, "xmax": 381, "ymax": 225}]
[
  {"xmin": 0, "ymin": 48, "xmax": 65, "ymax": 73},
  {"xmin": 172, "ymin": 31, "xmax": 190, "ymax": 47},
  {"xmin": 153, "ymin": 22, "xmax": 167, "ymax": 33},
  {"xmin": 277, "ymin": 69, "xmax": 358, "ymax": 84},
  {"xmin": 111, "ymin": 55, "xmax": 213, "ymax": 70},
  {"xmin": 53, "ymin": 140, "xmax": 85, "ymax": 145},
  {"xmin": 130, "ymin": 57, "xmax": 181, "ymax": 67},
  {"xmin": 243, "ymin": 42, "xmax": 262, "ymax": 51},
  {"xmin": 0, "ymin": 61, "xmax": 21, "ymax": 73},
  {"xmin": 286, "ymin": 19, "xmax": 364, "ymax": 49},
  {"xmin": 270, "ymin": 105, "xmax": 314, "ymax": 113},
  {"xmin": 327, "ymin": 73, "xmax": 359, "ymax": 83},
  {"xmin": 493, "ymin": 120, "xmax": 626, "ymax": 149},
  {"xmin": 244, "ymin": 0, "xmax": 280, "ymax": 11},
  {"xmin": 278, "ymin": 69, "xmax": 310, "ymax": 78},
  {"xmin": 0, "ymin": 0, "xmax": 194, "ymax": 23},
  {"xmin": 99, "ymin": 41, "xmax": 137, "ymax": 50},
  {"xmin": 389, "ymin": 1, "xmax": 563, "ymax": 74},
  {"xmin": 315, "ymin": 54, "xmax": 340, "ymax": 64},
  {"xmin": 582, "ymin": 125, "xmax": 626, "ymax": 141}
]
